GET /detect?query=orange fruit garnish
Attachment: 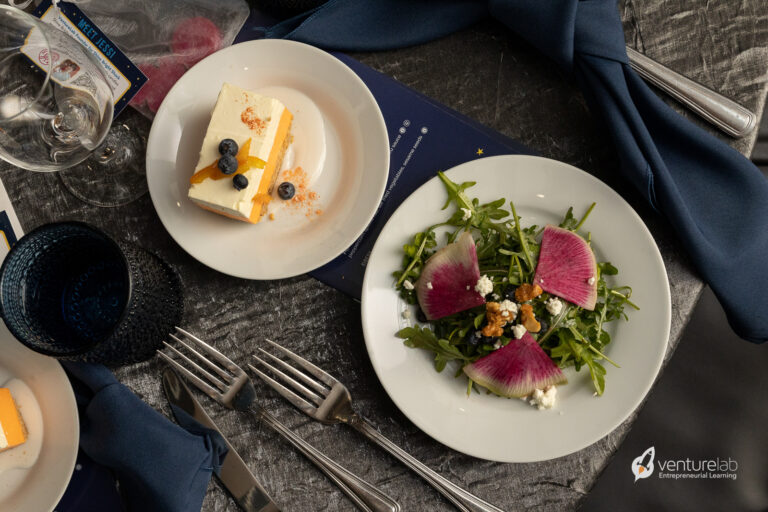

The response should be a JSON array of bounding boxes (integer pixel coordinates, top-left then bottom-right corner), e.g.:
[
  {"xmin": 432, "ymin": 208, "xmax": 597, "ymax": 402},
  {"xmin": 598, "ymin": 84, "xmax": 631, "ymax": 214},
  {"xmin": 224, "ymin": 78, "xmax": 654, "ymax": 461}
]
[{"xmin": 190, "ymin": 139, "xmax": 265, "ymax": 184}]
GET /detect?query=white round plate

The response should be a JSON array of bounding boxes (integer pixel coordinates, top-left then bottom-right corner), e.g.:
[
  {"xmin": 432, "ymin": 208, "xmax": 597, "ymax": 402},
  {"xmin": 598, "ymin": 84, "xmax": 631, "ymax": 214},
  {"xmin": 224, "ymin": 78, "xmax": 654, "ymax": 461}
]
[
  {"xmin": 0, "ymin": 324, "xmax": 79, "ymax": 511},
  {"xmin": 146, "ymin": 40, "xmax": 389, "ymax": 279},
  {"xmin": 361, "ymin": 155, "xmax": 671, "ymax": 462}
]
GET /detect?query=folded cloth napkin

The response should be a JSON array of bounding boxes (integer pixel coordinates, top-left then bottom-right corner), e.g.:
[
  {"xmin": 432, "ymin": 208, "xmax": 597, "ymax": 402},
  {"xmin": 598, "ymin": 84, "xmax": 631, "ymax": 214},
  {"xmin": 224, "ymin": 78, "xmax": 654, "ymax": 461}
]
[
  {"xmin": 63, "ymin": 362, "xmax": 228, "ymax": 512},
  {"xmin": 265, "ymin": 0, "xmax": 768, "ymax": 342}
]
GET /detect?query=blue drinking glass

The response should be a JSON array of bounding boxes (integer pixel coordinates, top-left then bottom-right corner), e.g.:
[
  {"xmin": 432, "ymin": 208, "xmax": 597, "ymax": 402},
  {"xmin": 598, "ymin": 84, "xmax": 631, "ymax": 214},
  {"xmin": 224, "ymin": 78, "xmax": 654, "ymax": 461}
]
[{"xmin": 0, "ymin": 222, "xmax": 183, "ymax": 364}]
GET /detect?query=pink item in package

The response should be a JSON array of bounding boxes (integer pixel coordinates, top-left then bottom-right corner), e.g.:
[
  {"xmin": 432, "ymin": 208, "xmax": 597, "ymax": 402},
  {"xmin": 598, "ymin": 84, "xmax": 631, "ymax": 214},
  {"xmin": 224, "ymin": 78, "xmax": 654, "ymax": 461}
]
[
  {"xmin": 74, "ymin": 0, "xmax": 249, "ymax": 117},
  {"xmin": 171, "ymin": 17, "xmax": 224, "ymax": 68}
]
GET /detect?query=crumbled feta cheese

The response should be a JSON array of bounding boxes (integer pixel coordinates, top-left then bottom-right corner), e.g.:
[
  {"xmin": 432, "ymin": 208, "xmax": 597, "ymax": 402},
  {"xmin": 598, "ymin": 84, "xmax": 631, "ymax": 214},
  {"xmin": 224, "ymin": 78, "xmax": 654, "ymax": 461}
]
[
  {"xmin": 545, "ymin": 297, "xmax": 563, "ymax": 316},
  {"xmin": 466, "ymin": 285, "xmax": 470, "ymax": 290},
  {"xmin": 588, "ymin": 276, "xmax": 595, "ymax": 285},
  {"xmin": 528, "ymin": 386, "xmax": 557, "ymax": 410},
  {"xmin": 502, "ymin": 277, "xmax": 508, "ymax": 283},
  {"xmin": 501, "ymin": 311, "xmax": 509, "ymax": 318},
  {"xmin": 402, "ymin": 310, "xmax": 412, "ymax": 319},
  {"xmin": 474, "ymin": 331, "xmax": 482, "ymax": 338},
  {"xmin": 493, "ymin": 340, "xmax": 502, "ymax": 350},
  {"xmin": 403, "ymin": 279, "xmax": 414, "ymax": 290},
  {"xmin": 499, "ymin": 300, "xmax": 518, "ymax": 315},
  {"xmin": 427, "ymin": 282, "xmax": 433, "ymax": 290},
  {"xmin": 492, "ymin": 293, "xmax": 500, "ymax": 300},
  {"xmin": 512, "ymin": 324, "xmax": 526, "ymax": 339},
  {"xmin": 460, "ymin": 208, "xmax": 472, "ymax": 221},
  {"xmin": 474, "ymin": 275, "xmax": 493, "ymax": 296}
]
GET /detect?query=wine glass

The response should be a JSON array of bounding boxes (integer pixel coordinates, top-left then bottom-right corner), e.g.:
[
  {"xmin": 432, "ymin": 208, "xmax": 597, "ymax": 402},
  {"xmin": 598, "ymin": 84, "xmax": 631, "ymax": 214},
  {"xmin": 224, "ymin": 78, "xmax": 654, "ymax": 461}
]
[{"xmin": 0, "ymin": 6, "xmax": 147, "ymax": 207}]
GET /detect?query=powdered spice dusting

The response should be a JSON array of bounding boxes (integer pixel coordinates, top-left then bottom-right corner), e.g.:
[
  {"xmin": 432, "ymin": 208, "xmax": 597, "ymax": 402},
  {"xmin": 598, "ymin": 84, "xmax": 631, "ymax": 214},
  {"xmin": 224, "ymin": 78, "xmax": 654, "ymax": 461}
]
[
  {"xmin": 241, "ymin": 106, "xmax": 266, "ymax": 133},
  {"xmin": 279, "ymin": 166, "xmax": 321, "ymax": 218}
]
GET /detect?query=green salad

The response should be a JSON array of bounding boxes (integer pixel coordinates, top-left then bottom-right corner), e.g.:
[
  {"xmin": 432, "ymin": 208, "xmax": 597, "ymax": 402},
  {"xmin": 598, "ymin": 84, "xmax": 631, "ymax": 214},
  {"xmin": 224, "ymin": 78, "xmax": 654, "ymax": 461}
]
[{"xmin": 393, "ymin": 172, "xmax": 638, "ymax": 396}]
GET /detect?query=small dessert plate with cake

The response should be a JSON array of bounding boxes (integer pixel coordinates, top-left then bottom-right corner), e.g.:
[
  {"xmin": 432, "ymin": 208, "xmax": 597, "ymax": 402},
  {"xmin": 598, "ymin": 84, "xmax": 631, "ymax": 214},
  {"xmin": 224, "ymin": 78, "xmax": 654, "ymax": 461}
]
[
  {"xmin": 0, "ymin": 323, "xmax": 79, "ymax": 512},
  {"xmin": 146, "ymin": 39, "xmax": 389, "ymax": 279}
]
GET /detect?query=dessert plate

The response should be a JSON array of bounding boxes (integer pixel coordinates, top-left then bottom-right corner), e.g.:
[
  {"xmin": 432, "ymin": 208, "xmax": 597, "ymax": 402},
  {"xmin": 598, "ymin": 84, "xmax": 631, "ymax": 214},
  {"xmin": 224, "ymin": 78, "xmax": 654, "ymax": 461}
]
[
  {"xmin": 0, "ymin": 323, "xmax": 79, "ymax": 511},
  {"xmin": 146, "ymin": 39, "xmax": 389, "ymax": 279},
  {"xmin": 361, "ymin": 155, "xmax": 671, "ymax": 462}
]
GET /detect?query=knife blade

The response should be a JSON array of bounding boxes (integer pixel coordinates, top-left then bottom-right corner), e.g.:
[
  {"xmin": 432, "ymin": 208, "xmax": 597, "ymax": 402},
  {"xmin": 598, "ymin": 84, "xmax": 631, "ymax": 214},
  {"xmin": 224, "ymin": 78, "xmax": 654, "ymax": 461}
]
[{"xmin": 162, "ymin": 368, "xmax": 280, "ymax": 512}]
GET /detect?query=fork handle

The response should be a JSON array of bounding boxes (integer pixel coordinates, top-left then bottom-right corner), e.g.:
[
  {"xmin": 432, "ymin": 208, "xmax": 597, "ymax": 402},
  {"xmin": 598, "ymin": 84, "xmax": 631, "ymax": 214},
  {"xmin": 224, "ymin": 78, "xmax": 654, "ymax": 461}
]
[
  {"xmin": 348, "ymin": 415, "xmax": 504, "ymax": 512},
  {"xmin": 253, "ymin": 408, "xmax": 401, "ymax": 512}
]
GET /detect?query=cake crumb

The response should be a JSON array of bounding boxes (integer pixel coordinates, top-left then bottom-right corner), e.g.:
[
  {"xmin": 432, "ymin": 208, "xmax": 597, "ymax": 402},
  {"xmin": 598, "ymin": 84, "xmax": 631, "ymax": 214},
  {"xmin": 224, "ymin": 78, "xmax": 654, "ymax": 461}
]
[{"xmin": 279, "ymin": 166, "xmax": 322, "ymax": 219}]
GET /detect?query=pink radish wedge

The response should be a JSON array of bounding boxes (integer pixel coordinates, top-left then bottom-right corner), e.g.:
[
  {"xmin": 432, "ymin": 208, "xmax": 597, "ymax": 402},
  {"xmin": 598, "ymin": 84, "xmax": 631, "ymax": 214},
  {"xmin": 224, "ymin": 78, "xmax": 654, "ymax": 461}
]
[
  {"xmin": 416, "ymin": 231, "xmax": 485, "ymax": 320},
  {"xmin": 533, "ymin": 225, "xmax": 598, "ymax": 310}
]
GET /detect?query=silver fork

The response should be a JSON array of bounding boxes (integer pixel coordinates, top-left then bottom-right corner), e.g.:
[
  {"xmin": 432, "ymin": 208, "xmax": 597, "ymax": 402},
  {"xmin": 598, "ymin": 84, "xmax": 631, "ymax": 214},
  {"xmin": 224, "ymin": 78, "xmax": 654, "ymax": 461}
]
[
  {"xmin": 250, "ymin": 340, "xmax": 505, "ymax": 512},
  {"xmin": 158, "ymin": 327, "xmax": 400, "ymax": 512}
]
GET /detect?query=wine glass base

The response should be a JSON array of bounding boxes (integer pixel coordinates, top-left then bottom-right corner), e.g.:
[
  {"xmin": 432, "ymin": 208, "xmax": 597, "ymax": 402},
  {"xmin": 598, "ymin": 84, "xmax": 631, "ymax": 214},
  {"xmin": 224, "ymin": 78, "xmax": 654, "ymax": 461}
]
[{"xmin": 58, "ymin": 110, "xmax": 149, "ymax": 208}]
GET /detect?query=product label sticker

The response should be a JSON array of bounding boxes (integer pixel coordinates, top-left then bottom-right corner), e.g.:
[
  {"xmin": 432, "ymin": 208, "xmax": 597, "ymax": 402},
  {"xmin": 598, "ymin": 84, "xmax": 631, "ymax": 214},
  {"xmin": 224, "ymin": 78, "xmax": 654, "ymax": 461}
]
[{"xmin": 31, "ymin": 0, "xmax": 147, "ymax": 116}]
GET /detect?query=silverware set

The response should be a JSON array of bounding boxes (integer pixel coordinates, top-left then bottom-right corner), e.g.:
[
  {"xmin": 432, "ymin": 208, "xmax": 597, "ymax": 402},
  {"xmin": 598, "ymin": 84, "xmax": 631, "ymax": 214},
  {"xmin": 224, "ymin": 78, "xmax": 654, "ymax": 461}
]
[{"xmin": 159, "ymin": 327, "xmax": 504, "ymax": 512}]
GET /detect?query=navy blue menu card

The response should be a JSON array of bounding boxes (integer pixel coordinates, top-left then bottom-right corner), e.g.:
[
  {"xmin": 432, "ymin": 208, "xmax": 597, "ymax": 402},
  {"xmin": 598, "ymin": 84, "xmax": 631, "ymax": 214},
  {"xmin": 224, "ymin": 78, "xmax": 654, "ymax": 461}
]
[{"xmin": 309, "ymin": 54, "xmax": 536, "ymax": 299}]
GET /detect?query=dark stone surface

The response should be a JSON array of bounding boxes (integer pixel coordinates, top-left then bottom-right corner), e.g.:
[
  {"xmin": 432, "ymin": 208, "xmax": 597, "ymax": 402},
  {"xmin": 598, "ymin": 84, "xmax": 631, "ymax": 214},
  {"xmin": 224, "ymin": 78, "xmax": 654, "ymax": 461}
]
[{"xmin": 0, "ymin": 2, "xmax": 765, "ymax": 510}]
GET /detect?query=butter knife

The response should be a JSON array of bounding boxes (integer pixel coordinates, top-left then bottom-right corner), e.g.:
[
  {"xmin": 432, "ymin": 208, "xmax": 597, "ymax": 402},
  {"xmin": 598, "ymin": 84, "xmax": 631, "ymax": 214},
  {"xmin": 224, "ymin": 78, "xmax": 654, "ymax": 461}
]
[
  {"xmin": 626, "ymin": 46, "xmax": 757, "ymax": 138},
  {"xmin": 162, "ymin": 368, "xmax": 280, "ymax": 512}
]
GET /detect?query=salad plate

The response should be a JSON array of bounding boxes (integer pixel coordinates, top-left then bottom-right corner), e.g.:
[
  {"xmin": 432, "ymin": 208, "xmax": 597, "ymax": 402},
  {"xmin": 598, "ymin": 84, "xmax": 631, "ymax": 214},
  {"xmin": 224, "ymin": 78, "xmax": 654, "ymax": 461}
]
[
  {"xmin": 361, "ymin": 155, "xmax": 671, "ymax": 462},
  {"xmin": 0, "ymin": 323, "xmax": 79, "ymax": 511},
  {"xmin": 146, "ymin": 39, "xmax": 389, "ymax": 279}
]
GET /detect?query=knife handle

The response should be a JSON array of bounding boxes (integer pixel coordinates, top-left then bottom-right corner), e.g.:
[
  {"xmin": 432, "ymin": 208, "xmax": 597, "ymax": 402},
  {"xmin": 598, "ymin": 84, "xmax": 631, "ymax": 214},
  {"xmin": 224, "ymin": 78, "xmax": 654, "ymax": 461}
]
[
  {"xmin": 626, "ymin": 46, "xmax": 757, "ymax": 138},
  {"xmin": 254, "ymin": 408, "xmax": 401, "ymax": 512}
]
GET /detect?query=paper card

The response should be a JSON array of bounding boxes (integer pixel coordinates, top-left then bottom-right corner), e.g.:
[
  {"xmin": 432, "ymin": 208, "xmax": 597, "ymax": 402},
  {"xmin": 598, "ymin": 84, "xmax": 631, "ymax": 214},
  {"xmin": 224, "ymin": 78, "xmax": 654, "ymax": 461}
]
[
  {"xmin": 32, "ymin": 0, "xmax": 148, "ymax": 116},
  {"xmin": 0, "ymin": 179, "xmax": 24, "ymax": 265}
]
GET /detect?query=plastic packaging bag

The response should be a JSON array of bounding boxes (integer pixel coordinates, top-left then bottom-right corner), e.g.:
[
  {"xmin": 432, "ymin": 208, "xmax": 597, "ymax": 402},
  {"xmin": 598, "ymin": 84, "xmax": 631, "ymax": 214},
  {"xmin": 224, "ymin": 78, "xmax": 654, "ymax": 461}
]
[{"xmin": 69, "ymin": 0, "xmax": 249, "ymax": 117}]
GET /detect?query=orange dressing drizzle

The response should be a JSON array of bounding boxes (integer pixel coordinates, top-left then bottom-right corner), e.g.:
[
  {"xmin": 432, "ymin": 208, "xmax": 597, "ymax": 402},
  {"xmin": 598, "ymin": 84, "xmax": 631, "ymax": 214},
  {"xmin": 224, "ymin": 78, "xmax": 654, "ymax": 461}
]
[{"xmin": 190, "ymin": 139, "xmax": 265, "ymax": 184}]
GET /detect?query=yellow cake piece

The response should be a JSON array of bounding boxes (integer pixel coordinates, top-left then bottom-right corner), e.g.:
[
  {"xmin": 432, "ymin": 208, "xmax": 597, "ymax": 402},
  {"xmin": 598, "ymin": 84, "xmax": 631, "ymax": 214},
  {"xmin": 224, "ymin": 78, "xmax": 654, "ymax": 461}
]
[
  {"xmin": 188, "ymin": 83, "xmax": 293, "ymax": 223},
  {"xmin": 0, "ymin": 388, "xmax": 27, "ymax": 452}
]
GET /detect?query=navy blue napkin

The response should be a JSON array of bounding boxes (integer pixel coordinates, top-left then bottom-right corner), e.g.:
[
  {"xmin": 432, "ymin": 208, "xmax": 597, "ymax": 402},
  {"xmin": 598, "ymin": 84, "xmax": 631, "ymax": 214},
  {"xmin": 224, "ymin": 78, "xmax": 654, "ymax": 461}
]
[
  {"xmin": 63, "ymin": 362, "xmax": 228, "ymax": 512},
  {"xmin": 265, "ymin": 0, "xmax": 768, "ymax": 343}
]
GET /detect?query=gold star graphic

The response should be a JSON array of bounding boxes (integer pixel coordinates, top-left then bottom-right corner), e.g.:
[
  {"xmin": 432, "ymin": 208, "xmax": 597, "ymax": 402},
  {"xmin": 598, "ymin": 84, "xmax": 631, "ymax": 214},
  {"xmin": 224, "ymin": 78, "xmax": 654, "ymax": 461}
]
[{"xmin": 476, "ymin": 148, "xmax": 484, "ymax": 156}]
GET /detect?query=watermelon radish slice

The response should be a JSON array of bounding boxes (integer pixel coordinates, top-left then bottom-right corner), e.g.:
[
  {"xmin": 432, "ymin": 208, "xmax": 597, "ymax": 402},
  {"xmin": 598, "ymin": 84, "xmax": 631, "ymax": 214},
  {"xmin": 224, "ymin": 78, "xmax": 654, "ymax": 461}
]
[
  {"xmin": 463, "ymin": 332, "xmax": 567, "ymax": 397},
  {"xmin": 533, "ymin": 225, "xmax": 598, "ymax": 310},
  {"xmin": 416, "ymin": 231, "xmax": 485, "ymax": 320}
]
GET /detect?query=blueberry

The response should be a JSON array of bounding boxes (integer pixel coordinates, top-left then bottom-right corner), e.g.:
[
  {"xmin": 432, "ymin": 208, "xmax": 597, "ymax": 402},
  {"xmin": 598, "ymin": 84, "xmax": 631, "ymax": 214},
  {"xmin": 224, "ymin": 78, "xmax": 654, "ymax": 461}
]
[
  {"xmin": 466, "ymin": 331, "xmax": 482, "ymax": 346},
  {"xmin": 504, "ymin": 286, "xmax": 518, "ymax": 301},
  {"xmin": 481, "ymin": 335, "xmax": 498, "ymax": 346},
  {"xmin": 217, "ymin": 155, "xmax": 238, "ymax": 175},
  {"xmin": 539, "ymin": 319, "xmax": 549, "ymax": 333},
  {"xmin": 233, "ymin": 174, "xmax": 248, "ymax": 190},
  {"xmin": 416, "ymin": 308, "xmax": 428, "ymax": 323},
  {"xmin": 277, "ymin": 182, "xmax": 296, "ymax": 200},
  {"xmin": 218, "ymin": 138, "xmax": 238, "ymax": 156}
]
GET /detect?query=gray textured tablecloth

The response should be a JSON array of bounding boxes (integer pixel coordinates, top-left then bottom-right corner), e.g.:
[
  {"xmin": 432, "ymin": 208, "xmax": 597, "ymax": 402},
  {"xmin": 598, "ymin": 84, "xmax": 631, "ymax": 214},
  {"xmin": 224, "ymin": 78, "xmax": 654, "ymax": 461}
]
[{"xmin": 1, "ymin": 1, "xmax": 766, "ymax": 511}]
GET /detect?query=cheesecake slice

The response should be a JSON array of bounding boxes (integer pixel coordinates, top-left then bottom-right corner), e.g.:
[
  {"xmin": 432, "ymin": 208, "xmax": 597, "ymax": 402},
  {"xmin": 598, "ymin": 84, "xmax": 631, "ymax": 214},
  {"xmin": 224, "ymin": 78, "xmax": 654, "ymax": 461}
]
[
  {"xmin": 189, "ymin": 83, "xmax": 293, "ymax": 223},
  {"xmin": 0, "ymin": 388, "xmax": 27, "ymax": 453}
]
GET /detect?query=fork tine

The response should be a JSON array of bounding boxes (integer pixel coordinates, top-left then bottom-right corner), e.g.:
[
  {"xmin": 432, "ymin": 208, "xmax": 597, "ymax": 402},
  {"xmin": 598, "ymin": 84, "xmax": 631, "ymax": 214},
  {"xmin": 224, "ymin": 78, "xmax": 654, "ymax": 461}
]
[
  {"xmin": 174, "ymin": 327, "xmax": 243, "ymax": 375},
  {"xmin": 248, "ymin": 363, "xmax": 316, "ymax": 413},
  {"xmin": 253, "ymin": 353, "xmax": 325, "ymax": 406},
  {"xmin": 158, "ymin": 350, "xmax": 223, "ymax": 401},
  {"xmin": 264, "ymin": 339, "xmax": 337, "ymax": 387},
  {"xmin": 170, "ymin": 333, "xmax": 233, "ymax": 383},
  {"xmin": 257, "ymin": 348, "xmax": 328, "ymax": 395},
  {"xmin": 162, "ymin": 341, "xmax": 228, "ymax": 392}
]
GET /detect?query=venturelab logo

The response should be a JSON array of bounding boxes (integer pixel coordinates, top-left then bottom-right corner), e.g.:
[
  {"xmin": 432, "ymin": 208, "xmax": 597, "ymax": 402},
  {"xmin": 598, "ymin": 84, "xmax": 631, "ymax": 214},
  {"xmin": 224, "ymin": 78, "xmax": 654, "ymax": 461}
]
[
  {"xmin": 631, "ymin": 447, "xmax": 655, "ymax": 482},
  {"xmin": 631, "ymin": 446, "xmax": 738, "ymax": 482}
]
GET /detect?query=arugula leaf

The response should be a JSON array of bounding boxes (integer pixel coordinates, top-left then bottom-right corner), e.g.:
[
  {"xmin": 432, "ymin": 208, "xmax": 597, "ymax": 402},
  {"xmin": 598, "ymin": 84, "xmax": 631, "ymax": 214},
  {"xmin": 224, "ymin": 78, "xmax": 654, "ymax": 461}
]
[
  {"xmin": 397, "ymin": 326, "xmax": 469, "ymax": 372},
  {"xmin": 559, "ymin": 207, "xmax": 578, "ymax": 230},
  {"xmin": 437, "ymin": 171, "xmax": 475, "ymax": 212}
]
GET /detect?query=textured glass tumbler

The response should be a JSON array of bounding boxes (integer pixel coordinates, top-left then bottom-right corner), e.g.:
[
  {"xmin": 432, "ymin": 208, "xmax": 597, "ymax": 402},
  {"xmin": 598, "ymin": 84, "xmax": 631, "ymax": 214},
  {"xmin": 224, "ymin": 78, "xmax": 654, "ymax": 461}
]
[{"xmin": 0, "ymin": 222, "xmax": 183, "ymax": 364}]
